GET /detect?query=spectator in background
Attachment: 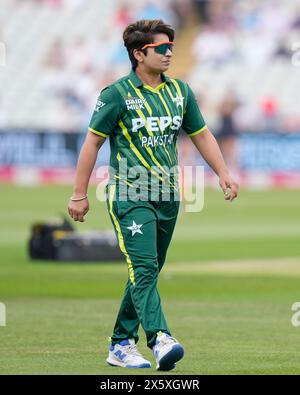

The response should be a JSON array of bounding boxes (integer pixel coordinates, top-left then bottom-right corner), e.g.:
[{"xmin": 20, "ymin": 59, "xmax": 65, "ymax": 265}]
[
  {"xmin": 169, "ymin": 0, "xmax": 194, "ymax": 31},
  {"xmin": 114, "ymin": 2, "xmax": 133, "ymax": 29},
  {"xmin": 38, "ymin": 0, "xmax": 86, "ymax": 9},
  {"xmin": 260, "ymin": 96, "xmax": 280, "ymax": 132},
  {"xmin": 64, "ymin": 0, "xmax": 86, "ymax": 11},
  {"xmin": 191, "ymin": 0, "xmax": 210, "ymax": 24},
  {"xmin": 39, "ymin": 0, "xmax": 63, "ymax": 6},
  {"xmin": 192, "ymin": 25, "xmax": 235, "ymax": 67},
  {"xmin": 5, "ymin": 0, "xmax": 299, "ymax": 132},
  {"xmin": 0, "ymin": 98, "xmax": 7, "ymax": 128},
  {"xmin": 89, "ymin": 33, "xmax": 115, "ymax": 74},
  {"xmin": 273, "ymin": 38, "xmax": 291, "ymax": 61},
  {"xmin": 239, "ymin": 32, "xmax": 275, "ymax": 67},
  {"xmin": 44, "ymin": 38, "xmax": 65, "ymax": 70},
  {"xmin": 292, "ymin": 13, "xmax": 300, "ymax": 30},
  {"xmin": 216, "ymin": 91, "xmax": 239, "ymax": 172},
  {"xmin": 236, "ymin": 1, "xmax": 260, "ymax": 32},
  {"xmin": 135, "ymin": 0, "xmax": 177, "ymax": 29},
  {"xmin": 65, "ymin": 37, "xmax": 92, "ymax": 73},
  {"xmin": 207, "ymin": 0, "xmax": 236, "ymax": 30}
]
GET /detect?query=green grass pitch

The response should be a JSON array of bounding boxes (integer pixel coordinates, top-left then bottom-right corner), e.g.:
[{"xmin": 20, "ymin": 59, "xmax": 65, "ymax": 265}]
[{"xmin": 0, "ymin": 185, "xmax": 300, "ymax": 374}]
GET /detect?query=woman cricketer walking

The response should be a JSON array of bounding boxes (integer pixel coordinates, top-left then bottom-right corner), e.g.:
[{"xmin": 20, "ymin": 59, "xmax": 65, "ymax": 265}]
[{"xmin": 68, "ymin": 19, "xmax": 238, "ymax": 371}]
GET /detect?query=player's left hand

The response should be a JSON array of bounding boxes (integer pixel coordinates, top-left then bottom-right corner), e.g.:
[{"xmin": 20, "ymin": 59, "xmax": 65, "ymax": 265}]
[{"xmin": 219, "ymin": 174, "xmax": 239, "ymax": 202}]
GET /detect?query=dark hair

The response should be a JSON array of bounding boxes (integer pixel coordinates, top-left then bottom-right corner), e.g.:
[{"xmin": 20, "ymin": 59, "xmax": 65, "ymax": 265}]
[{"xmin": 123, "ymin": 19, "xmax": 175, "ymax": 69}]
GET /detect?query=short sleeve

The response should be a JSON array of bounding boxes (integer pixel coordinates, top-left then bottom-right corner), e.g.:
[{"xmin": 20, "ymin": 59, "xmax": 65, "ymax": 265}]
[
  {"xmin": 88, "ymin": 86, "xmax": 120, "ymax": 138},
  {"xmin": 181, "ymin": 84, "xmax": 207, "ymax": 137}
]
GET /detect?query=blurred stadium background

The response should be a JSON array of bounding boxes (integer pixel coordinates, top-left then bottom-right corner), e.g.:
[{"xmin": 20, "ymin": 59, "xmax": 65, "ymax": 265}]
[{"xmin": 1, "ymin": 0, "xmax": 300, "ymax": 375}]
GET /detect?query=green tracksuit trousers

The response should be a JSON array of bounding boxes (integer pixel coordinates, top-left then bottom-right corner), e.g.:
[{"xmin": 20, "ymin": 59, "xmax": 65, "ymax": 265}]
[{"xmin": 106, "ymin": 184, "xmax": 180, "ymax": 348}]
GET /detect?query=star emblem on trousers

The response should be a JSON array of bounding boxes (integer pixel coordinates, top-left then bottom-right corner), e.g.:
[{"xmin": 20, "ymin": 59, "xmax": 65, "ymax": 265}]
[{"xmin": 127, "ymin": 220, "xmax": 143, "ymax": 236}]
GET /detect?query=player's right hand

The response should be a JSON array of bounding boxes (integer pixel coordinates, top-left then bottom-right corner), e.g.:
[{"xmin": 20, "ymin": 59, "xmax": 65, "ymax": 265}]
[{"xmin": 68, "ymin": 199, "xmax": 89, "ymax": 222}]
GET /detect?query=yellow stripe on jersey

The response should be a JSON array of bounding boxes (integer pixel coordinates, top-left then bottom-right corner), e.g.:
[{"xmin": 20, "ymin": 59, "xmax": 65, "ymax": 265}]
[
  {"xmin": 157, "ymin": 84, "xmax": 178, "ymax": 166},
  {"xmin": 170, "ymin": 79, "xmax": 185, "ymax": 117},
  {"xmin": 129, "ymin": 79, "xmax": 174, "ymax": 164},
  {"xmin": 155, "ymin": 91, "xmax": 174, "ymax": 165},
  {"xmin": 119, "ymin": 120, "xmax": 164, "ymax": 182},
  {"xmin": 88, "ymin": 128, "xmax": 109, "ymax": 138},
  {"xmin": 143, "ymin": 82, "xmax": 166, "ymax": 93},
  {"xmin": 128, "ymin": 79, "xmax": 177, "ymax": 188},
  {"xmin": 125, "ymin": 91, "xmax": 171, "ymax": 180},
  {"xmin": 188, "ymin": 125, "xmax": 208, "ymax": 137},
  {"xmin": 170, "ymin": 79, "xmax": 183, "ymax": 98},
  {"xmin": 165, "ymin": 84, "xmax": 175, "ymax": 102},
  {"xmin": 128, "ymin": 80, "xmax": 153, "ymax": 115},
  {"xmin": 108, "ymin": 184, "xmax": 135, "ymax": 285},
  {"xmin": 114, "ymin": 174, "xmax": 133, "ymax": 187}
]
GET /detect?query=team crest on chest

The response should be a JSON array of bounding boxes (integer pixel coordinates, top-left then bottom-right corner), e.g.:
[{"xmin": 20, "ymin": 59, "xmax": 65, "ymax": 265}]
[{"xmin": 172, "ymin": 93, "xmax": 184, "ymax": 108}]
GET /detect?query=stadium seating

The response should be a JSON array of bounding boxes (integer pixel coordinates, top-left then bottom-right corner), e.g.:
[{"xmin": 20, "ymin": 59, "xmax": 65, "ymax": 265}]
[{"xmin": 0, "ymin": 0, "xmax": 299, "ymax": 132}]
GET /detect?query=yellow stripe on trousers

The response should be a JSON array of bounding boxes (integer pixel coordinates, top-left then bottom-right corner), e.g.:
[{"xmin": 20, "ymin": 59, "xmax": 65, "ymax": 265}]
[{"xmin": 108, "ymin": 184, "xmax": 135, "ymax": 285}]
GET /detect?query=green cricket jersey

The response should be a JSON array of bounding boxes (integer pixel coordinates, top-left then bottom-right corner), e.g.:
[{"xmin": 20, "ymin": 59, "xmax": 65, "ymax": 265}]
[{"xmin": 89, "ymin": 69, "xmax": 207, "ymax": 194}]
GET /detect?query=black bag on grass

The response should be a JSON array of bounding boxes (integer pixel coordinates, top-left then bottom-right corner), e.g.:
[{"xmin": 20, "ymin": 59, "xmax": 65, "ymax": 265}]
[{"xmin": 28, "ymin": 217, "xmax": 73, "ymax": 260}]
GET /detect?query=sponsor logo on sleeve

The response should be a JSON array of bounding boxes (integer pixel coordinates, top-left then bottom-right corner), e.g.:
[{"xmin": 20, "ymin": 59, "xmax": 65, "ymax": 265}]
[{"xmin": 95, "ymin": 99, "xmax": 106, "ymax": 112}]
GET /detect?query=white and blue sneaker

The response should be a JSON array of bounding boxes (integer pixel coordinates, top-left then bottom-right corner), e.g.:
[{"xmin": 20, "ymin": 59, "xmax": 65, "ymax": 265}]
[
  {"xmin": 153, "ymin": 332, "xmax": 184, "ymax": 371},
  {"xmin": 106, "ymin": 339, "xmax": 151, "ymax": 369}
]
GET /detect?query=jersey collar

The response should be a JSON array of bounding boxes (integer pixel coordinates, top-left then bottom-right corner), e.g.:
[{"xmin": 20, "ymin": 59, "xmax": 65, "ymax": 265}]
[{"xmin": 129, "ymin": 69, "xmax": 171, "ymax": 88}]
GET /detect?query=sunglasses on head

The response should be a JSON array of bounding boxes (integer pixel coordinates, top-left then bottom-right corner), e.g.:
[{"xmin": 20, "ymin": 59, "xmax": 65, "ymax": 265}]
[{"xmin": 141, "ymin": 41, "xmax": 174, "ymax": 55}]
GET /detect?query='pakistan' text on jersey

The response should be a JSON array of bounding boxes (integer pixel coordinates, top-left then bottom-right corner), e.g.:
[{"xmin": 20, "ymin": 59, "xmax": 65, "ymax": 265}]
[{"xmin": 88, "ymin": 69, "xmax": 207, "ymax": 194}]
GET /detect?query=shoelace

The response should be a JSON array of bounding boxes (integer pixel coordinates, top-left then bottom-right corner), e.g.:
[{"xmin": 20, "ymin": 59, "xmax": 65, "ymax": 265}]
[
  {"xmin": 122, "ymin": 344, "xmax": 143, "ymax": 360},
  {"xmin": 155, "ymin": 335, "xmax": 177, "ymax": 351}
]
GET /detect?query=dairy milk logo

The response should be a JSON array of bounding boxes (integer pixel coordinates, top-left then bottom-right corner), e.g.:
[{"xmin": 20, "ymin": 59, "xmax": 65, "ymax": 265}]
[{"xmin": 125, "ymin": 97, "xmax": 147, "ymax": 111}]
